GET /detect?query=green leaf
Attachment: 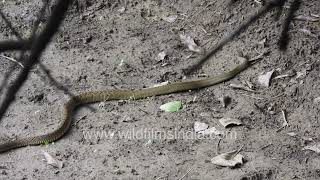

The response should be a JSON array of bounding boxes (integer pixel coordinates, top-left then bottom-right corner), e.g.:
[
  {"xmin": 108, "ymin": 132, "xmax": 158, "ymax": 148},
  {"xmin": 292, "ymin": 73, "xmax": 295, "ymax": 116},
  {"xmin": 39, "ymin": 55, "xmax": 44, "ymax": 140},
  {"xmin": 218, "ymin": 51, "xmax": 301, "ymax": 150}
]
[{"xmin": 160, "ymin": 101, "xmax": 182, "ymax": 112}]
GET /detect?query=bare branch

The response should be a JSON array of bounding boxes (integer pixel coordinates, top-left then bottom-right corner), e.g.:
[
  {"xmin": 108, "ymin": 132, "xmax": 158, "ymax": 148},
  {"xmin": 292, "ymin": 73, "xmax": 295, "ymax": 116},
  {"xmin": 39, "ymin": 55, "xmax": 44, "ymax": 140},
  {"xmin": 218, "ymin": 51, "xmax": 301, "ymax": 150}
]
[
  {"xmin": 278, "ymin": 0, "xmax": 301, "ymax": 51},
  {"xmin": 30, "ymin": 0, "xmax": 50, "ymax": 41},
  {"xmin": 0, "ymin": 40, "xmax": 30, "ymax": 52},
  {"xmin": 0, "ymin": 0, "xmax": 73, "ymax": 120},
  {"xmin": 184, "ymin": 0, "xmax": 285, "ymax": 75}
]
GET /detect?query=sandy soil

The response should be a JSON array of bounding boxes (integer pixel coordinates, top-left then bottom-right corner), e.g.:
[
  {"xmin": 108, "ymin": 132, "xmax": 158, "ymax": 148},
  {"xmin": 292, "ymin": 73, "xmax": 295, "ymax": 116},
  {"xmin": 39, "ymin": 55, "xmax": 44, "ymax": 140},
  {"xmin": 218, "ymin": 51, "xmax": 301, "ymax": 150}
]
[{"xmin": 0, "ymin": 0, "xmax": 319, "ymax": 179}]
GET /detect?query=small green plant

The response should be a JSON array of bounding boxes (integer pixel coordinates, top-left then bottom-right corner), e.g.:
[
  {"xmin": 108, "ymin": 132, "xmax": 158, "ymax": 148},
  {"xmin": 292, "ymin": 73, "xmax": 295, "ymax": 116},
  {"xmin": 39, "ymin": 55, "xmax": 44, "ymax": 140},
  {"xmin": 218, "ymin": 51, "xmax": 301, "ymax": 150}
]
[{"xmin": 42, "ymin": 140, "xmax": 50, "ymax": 145}]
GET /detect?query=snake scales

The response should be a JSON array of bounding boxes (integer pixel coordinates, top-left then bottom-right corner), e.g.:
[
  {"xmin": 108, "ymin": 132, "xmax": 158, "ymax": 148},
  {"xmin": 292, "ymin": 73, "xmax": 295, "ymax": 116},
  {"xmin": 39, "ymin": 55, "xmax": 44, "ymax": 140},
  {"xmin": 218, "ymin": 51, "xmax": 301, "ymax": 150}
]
[{"xmin": 0, "ymin": 57, "xmax": 251, "ymax": 153}]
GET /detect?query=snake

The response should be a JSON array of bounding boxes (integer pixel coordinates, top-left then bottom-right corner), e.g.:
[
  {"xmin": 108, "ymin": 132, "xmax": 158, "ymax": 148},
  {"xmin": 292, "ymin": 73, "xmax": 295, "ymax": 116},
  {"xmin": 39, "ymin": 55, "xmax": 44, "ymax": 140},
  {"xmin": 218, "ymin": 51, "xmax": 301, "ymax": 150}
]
[{"xmin": 0, "ymin": 57, "xmax": 251, "ymax": 153}]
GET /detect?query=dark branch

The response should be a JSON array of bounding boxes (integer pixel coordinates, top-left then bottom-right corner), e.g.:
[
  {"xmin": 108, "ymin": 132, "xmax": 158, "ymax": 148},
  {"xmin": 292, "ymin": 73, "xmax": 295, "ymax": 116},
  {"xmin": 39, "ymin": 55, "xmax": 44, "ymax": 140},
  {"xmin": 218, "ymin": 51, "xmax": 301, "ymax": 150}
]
[
  {"xmin": 0, "ymin": 0, "xmax": 73, "ymax": 120},
  {"xmin": 278, "ymin": 0, "xmax": 301, "ymax": 51},
  {"xmin": 0, "ymin": 40, "xmax": 30, "ymax": 52},
  {"xmin": 184, "ymin": 0, "xmax": 285, "ymax": 75}
]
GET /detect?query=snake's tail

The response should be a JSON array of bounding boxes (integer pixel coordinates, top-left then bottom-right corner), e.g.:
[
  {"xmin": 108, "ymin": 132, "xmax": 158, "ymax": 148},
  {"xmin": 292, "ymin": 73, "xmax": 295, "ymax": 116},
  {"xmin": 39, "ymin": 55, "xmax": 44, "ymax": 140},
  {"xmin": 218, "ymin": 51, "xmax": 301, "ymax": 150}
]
[{"xmin": 0, "ymin": 98, "xmax": 77, "ymax": 153}]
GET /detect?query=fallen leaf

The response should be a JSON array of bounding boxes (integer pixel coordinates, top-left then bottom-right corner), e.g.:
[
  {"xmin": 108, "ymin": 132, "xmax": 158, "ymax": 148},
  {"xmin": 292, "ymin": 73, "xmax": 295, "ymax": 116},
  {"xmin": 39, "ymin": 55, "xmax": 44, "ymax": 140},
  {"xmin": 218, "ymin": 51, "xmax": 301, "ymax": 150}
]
[
  {"xmin": 258, "ymin": 70, "xmax": 274, "ymax": 87},
  {"xmin": 194, "ymin": 121, "xmax": 209, "ymax": 133},
  {"xmin": 274, "ymin": 74, "xmax": 290, "ymax": 79},
  {"xmin": 211, "ymin": 150, "xmax": 244, "ymax": 167},
  {"xmin": 42, "ymin": 151, "xmax": 63, "ymax": 169},
  {"xmin": 302, "ymin": 136, "xmax": 313, "ymax": 142},
  {"xmin": 299, "ymin": 28, "xmax": 317, "ymax": 37},
  {"xmin": 257, "ymin": 38, "xmax": 266, "ymax": 46},
  {"xmin": 287, "ymin": 132, "xmax": 297, "ymax": 137},
  {"xmin": 198, "ymin": 127, "xmax": 224, "ymax": 136},
  {"xmin": 314, "ymin": 97, "xmax": 320, "ymax": 104},
  {"xmin": 156, "ymin": 51, "xmax": 167, "ymax": 61},
  {"xmin": 160, "ymin": 101, "xmax": 182, "ymax": 112},
  {"xmin": 118, "ymin": 7, "xmax": 126, "ymax": 13},
  {"xmin": 144, "ymin": 139, "xmax": 153, "ymax": 146},
  {"xmin": 219, "ymin": 118, "xmax": 242, "ymax": 127},
  {"xmin": 179, "ymin": 34, "xmax": 204, "ymax": 54},
  {"xmin": 162, "ymin": 15, "xmax": 178, "ymax": 23},
  {"xmin": 303, "ymin": 144, "xmax": 320, "ymax": 153},
  {"xmin": 294, "ymin": 15, "xmax": 319, "ymax": 22}
]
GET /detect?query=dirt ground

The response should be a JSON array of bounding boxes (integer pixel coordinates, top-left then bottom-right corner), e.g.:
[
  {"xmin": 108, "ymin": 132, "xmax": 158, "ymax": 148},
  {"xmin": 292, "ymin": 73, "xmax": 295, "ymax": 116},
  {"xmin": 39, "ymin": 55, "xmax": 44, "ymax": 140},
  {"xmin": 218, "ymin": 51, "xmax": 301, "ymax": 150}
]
[{"xmin": 0, "ymin": 0, "xmax": 319, "ymax": 179}]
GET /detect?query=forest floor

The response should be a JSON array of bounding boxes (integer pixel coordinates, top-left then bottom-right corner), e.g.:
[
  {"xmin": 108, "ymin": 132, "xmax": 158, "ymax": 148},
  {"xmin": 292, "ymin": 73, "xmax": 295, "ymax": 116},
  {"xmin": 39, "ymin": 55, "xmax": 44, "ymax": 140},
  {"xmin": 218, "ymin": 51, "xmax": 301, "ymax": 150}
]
[{"xmin": 0, "ymin": 0, "xmax": 319, "ymax": 179}]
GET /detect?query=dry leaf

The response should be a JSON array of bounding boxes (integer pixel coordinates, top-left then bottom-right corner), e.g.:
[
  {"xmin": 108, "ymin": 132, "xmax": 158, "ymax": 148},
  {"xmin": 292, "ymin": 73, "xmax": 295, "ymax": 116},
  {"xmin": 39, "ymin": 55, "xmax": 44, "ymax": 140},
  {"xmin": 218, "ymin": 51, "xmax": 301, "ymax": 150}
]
[
  {"xmin": 257, "ymin": 38, "xmax": 266, "ymax": 46},
  {"xmin": 144, "ymin": 139, "xmax": 153, "ymax": 146},
  {"xmin": 211, "ymin": 150, "xmax": 244, "ymax": 167},
  {"xmin": 156, "ymin": 51, "xmax": 166, "ymax": 61},
  {"xmin": 314, "ymin": 97, "xmax": 320, "ymax": 104},
  {"xmin": 287, "ymin": 132, "xmax": 297, "ymax": 137},
  {"xmin": 299, "ymin": 28, "xmax": 317, "ymax": 37},
  {"xmin": 179, "ymin": 34, "xmax": 204, "ymax": 54},
  {"xmin": 258, "ymin": 70, "xmax": 274, "ymax": 87},
  {"xmin": 42, "ymin": 151, "xmax": 63, "ymax": 169},
  {"xmin": 194, "ymin": 121, "xmax": 209, "ymax": 132},
  {"xmin": 302, "ymin": 136, "xmax": 313, "ymax": 142},
  {"xmin": 294, "ymin": 15, "xmax": 319, "ymax": 22},
  {"xmin": 198, "ymin": 127, "xmax": 223, "ymax": 136},
  {"xmin": 219, "ymin": 118, "xmax": 242, "ymax": 128},
  {"xmin": 162, "ymin": 15, "xmax": 178, "ymax": 23},
  {"xmin": 118, "ymin": 7, "xmax": 126, "ymax": 13},
  {"xmin": 303, "ymin": 144, "xmax": 320, "ymax": 153}
]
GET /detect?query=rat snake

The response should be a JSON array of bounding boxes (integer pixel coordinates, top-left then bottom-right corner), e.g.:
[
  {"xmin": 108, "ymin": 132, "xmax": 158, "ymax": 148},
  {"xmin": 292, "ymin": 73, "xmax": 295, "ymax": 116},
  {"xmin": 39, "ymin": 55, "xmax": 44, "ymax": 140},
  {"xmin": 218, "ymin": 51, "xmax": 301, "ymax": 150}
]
[{"xmin": 0, "ymin": 57, "xmax": 251, "ymax": 153}]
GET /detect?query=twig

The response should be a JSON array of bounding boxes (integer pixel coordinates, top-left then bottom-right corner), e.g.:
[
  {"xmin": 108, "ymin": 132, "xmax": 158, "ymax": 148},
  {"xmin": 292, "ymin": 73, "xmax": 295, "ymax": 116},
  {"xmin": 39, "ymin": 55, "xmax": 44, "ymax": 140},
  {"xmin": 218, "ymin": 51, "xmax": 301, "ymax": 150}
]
[
  {"xmin": 178, "ymin": 167, "xmax": 193, "ymax": 180},
  {"xmin": 30, "ymin": 0, "xmax": 50, "ymax": 42},
  {"xmin": 281, "ymin": 110, "xmax": 288, "ymax": 127},
  {"xmin": 232, "ymin": 145, "xmax": 244, "ymax": 158},
  {"xmin": 278, "ymin": 0, "xmax": 301, "ymax": 51},
  {"xmin": 0, "ymin": 54, "xmax": 24, "ymax": 68},
  {"xmin": 276, "ymin": 110, "xmax": 288, "ymax": 132},
  {"xmin": 0, "ymin": 40, "xmax": 30, "ymax": 52}
]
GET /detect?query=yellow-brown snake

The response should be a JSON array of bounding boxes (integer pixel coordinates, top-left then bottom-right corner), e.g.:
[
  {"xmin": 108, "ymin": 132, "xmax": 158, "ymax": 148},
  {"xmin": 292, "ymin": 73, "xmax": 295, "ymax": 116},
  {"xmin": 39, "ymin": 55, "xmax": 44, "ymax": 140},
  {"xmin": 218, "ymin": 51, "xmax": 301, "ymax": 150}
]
[{"xmin": 0, "ymin": 57, "xmax": 250, "ymax": 153}]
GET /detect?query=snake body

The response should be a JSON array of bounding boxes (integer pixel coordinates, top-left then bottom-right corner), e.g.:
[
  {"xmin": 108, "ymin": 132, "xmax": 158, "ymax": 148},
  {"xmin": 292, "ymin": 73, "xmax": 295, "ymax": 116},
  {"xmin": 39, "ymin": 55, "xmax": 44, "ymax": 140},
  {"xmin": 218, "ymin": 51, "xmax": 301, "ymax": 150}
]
[{"xmin": 0, "ymin": 57, "xmax": 250, "ymax": 153}]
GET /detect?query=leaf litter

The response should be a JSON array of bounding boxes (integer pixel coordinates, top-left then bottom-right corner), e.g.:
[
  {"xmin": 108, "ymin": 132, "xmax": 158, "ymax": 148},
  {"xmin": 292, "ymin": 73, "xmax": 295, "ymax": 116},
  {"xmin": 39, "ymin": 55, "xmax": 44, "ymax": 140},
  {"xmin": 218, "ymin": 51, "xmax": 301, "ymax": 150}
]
[{"xmin": 211, "ymin": 147, "xmax": 244, "ymax": 167}]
